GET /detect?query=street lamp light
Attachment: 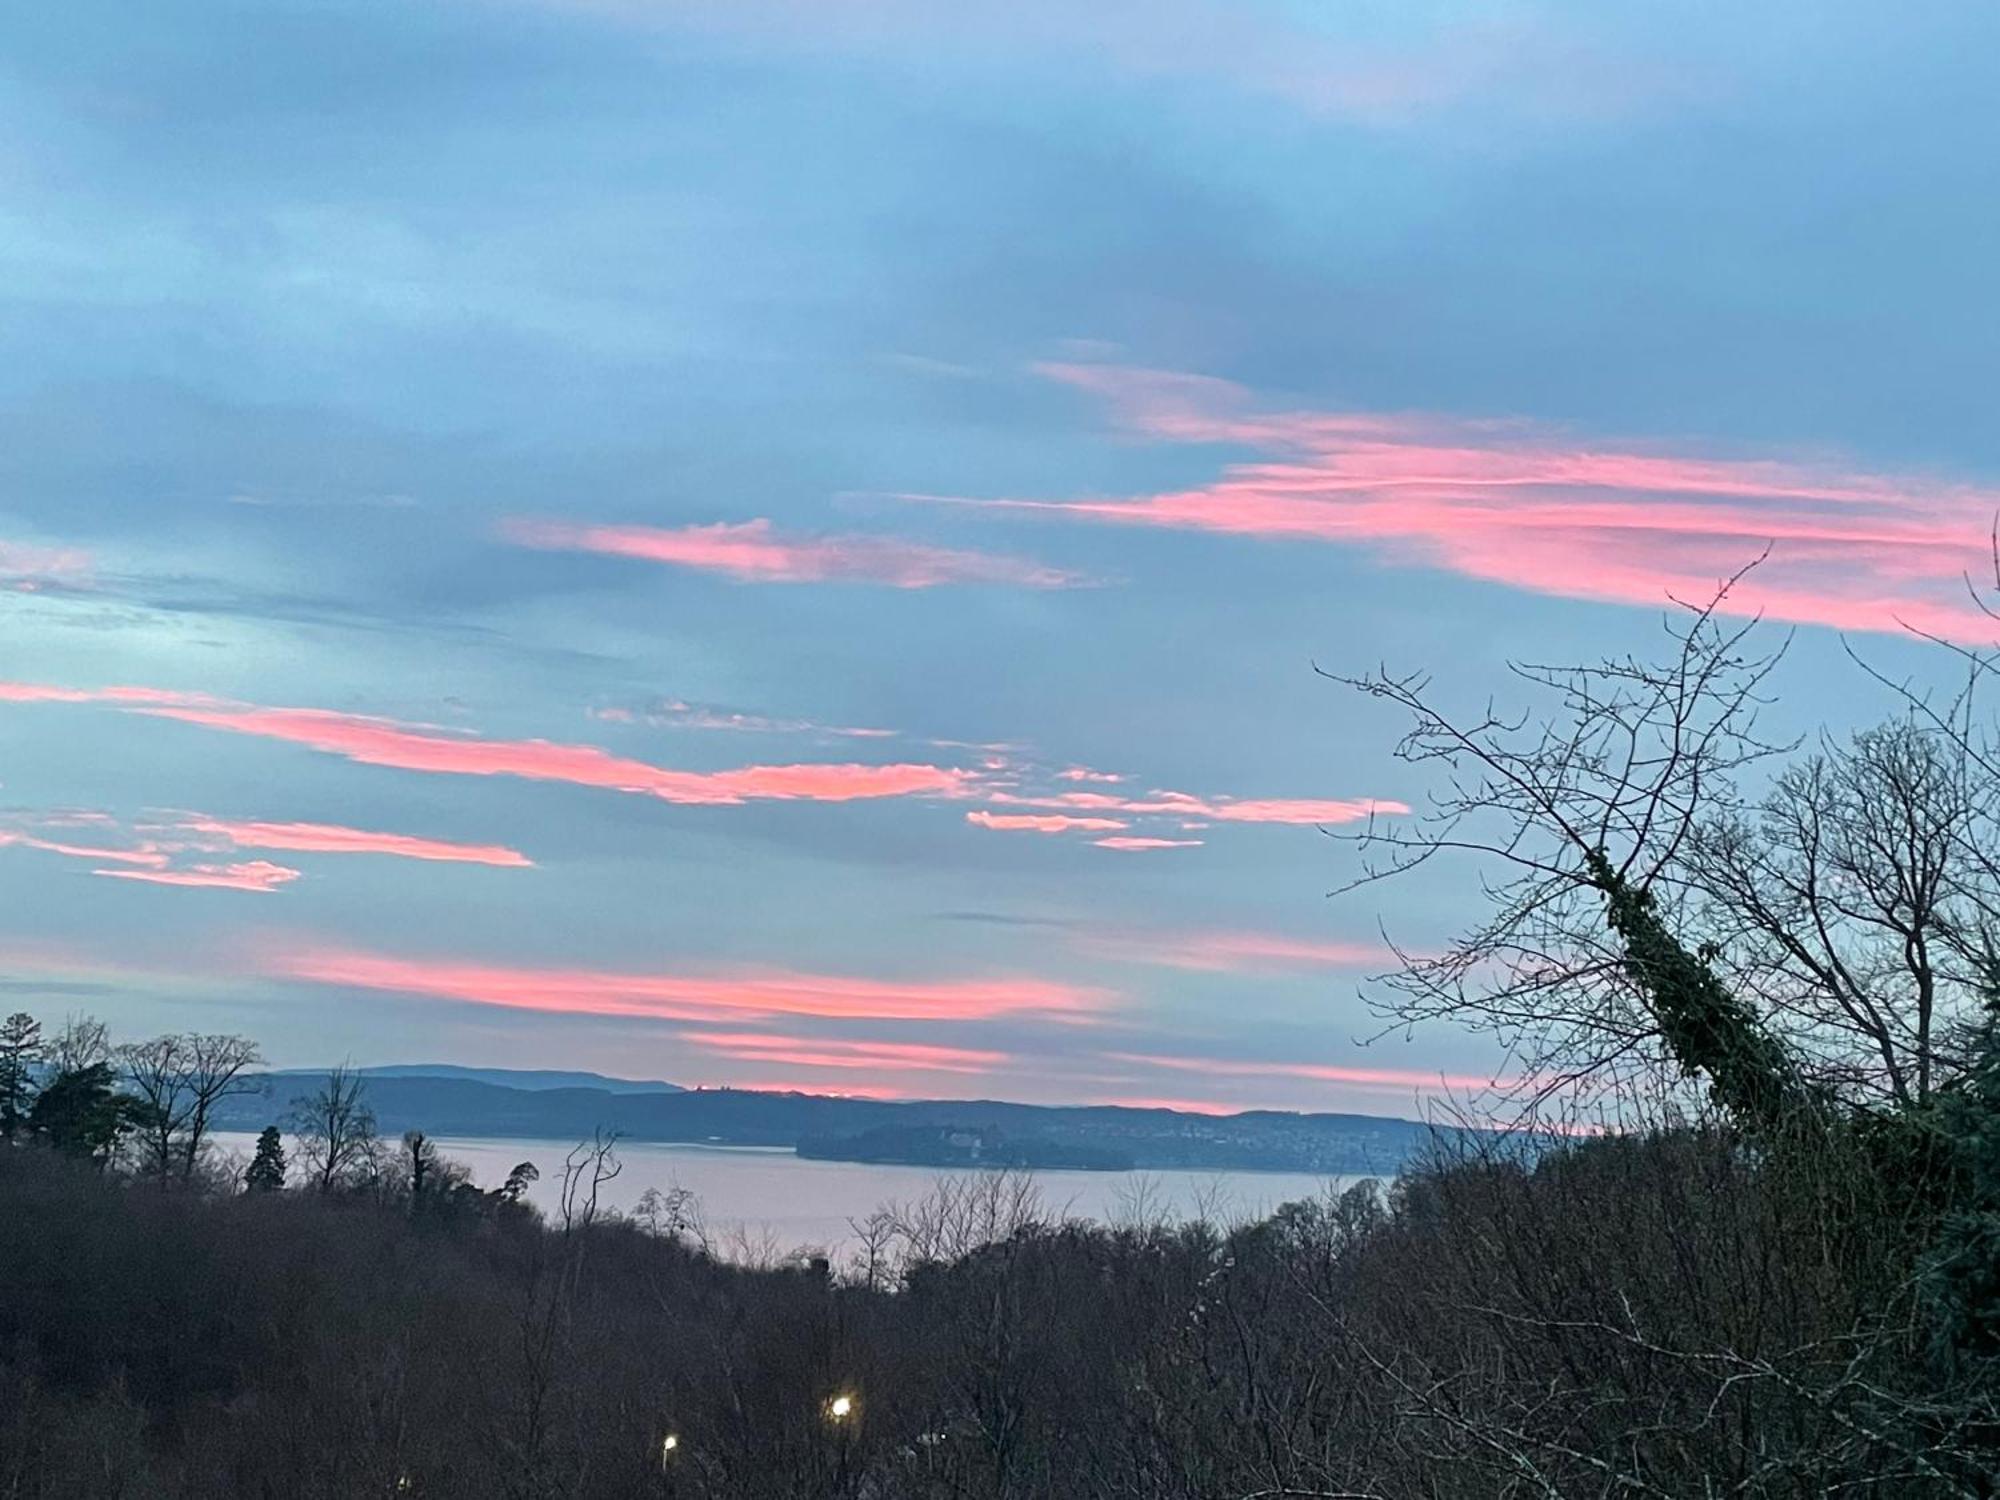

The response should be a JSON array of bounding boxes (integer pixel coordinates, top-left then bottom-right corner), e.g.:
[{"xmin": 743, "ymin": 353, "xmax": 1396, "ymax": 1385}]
[{"xmin": 826, "ymin": 1392, "xmax": 855, "ymax": 1422}]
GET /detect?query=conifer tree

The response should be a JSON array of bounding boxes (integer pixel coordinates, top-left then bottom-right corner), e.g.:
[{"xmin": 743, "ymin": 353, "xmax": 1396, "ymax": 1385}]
[
  {"xmin": 244, "ymin": 1124, "xmax": 287, "ymax": 1192},
  {"xmin": 28, "ymin": 1062, "xmax": 130, "ymax": 1163},
  {"xmin": 1929, "ymin": 970, "xmax": 2000, "ymax": 1362},
  {"xmin": 0, "ymin": 1011, "xmax": 42, "ymax": 1138}
]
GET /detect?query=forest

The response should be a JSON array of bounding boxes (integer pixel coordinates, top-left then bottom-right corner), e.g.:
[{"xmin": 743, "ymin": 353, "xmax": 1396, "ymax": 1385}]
[{"xmin": 3, "ymin": 598, "xmax": 2000, "ymax": 1498}]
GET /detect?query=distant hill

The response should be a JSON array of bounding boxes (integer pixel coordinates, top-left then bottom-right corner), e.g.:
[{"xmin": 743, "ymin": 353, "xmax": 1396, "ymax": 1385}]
[
  {"xmin": 270, "ymin": 1064, "xmax": 685, "ymax": 1095},
  {"xmin": 225, "ymin": 1071, "xmax": 1455, "ymax": 1176}
]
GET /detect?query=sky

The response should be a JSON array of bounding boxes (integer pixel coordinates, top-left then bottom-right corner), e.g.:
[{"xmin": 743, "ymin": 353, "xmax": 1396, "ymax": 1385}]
[{"xmin": 2, "ymin": 0, "xmax": 1996, "ymax": 1116}]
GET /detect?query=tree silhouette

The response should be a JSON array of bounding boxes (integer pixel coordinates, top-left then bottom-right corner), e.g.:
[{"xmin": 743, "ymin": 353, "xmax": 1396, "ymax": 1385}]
[
  {"xmin": 27, "ymin": 1062, "xmax": 130, "ymax": 1163},
  {"xmin": 244, "ymin": 1125, "xmax": 287, "ymax": 1192},
  {"xmin": 0, "ymin": 1011, "xmax": 43, "ymax": 1138},
  {"xmin": 287, "ymin": 1064, "xmax": 379, "ymax": 1194}
]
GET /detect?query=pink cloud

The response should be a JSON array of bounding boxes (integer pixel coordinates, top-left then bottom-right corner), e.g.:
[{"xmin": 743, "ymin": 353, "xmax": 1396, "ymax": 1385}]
[
  {"xmin": 274, "ymin": 945, "xmax": 1110, "ymax": 1025},
  {"xmin": 922, "ymin": 363, "xmax": 2000, "ymax": 641},
  {"xmin": 2, "ymin": 806, "xmax": 534, "ymax": 892},
  {"xmin": 1, "ymin": 676, "xmax": 1401, "ymax": 855},
  {"xmin": 0, "ymin": 830, "xmax": 171, "ymax": 869},
  {"xmin": 97, "ymin": 860, "xmax": 301, "ymax": 894},
  {"xmin": 676, "ymin": 1030, "xmax": 1007, "ymax": 1074},
  {"xmin": 993, "ymin": 788, "xmax": 1403, "ymax": 826},
  {"xmin": 966, "ymin": 810, "xmax": 1129, "ymax": 834},
  {"xmin": 1088, "ymin": 928, "xmax": 1390, "ymax": 972},
  {"xmin": 1114, "ymin": 1051, "xmax": 1506, "ymax": 1094},
  {"xmin": 140, "ymin": 704, "xmax": 977, "ymax": 807},
  {"xmin": 177, "ymin": 817, "xmax": 534, "ymax": 869},
  {"xmin": 502, "ymin": 517, "xmax": 1084, "ymax": 589},
  {"xmin": 1056, "ymin": 766, "xmax": 1124, "ymax": 783},
  {"xmin": 3, "ymin": 680, "xmax": 982, "ymax": 810},
  {"xmin": 0, "ymin": 540, "xmax": 92, "ymax": 586}
]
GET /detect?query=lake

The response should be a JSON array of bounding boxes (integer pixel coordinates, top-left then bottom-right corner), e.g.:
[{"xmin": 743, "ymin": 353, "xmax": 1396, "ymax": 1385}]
[{"xmin": 214, "ymin": 1132, "xmax": 1372, "ymax": 1258}]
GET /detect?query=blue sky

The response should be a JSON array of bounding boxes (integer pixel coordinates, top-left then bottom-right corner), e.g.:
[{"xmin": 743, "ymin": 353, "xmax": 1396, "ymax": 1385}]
[{"xmin": 1, "ymin": 0, "xmax": 1993, "ymax": 1113}]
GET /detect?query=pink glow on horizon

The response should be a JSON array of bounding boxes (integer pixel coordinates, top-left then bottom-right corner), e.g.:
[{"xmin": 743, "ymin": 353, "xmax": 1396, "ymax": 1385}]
[
  {"xmin": 274, "ymin": 945, "xmax": 1110, "ymax": 1024},
  {"xmin": 966, "ymin": 810, "xmax": 1129, "ymax": 834},
  {"xmin": 502, "ymin": 516, "xmax": 1083, "ymax": 589},
  {"xmin": 97, "ymin": 860, "xmax": 301, "ymax": 894},
  {"xmin": 1094, "ymin": 836, "xmax": 1203, "ymax": 850},
  {"xmin": 677, "ymin": 1031, "xmax": 1008, "ymax": 1074},
  {"xmin": 1114, "ymin": 1051, "xmax": 1506, "ymax": 1093},
  {"xmin": 728, "ymin": 1080, "xmax": 909, "ymax": 1101},
  {"xmin": 1093, "ymin": 1095, "xmax": 1244, "ymax": 1116},
  {"xmin": 923, "ymin": 363, "xmax": 2000, "ymax": 641}
]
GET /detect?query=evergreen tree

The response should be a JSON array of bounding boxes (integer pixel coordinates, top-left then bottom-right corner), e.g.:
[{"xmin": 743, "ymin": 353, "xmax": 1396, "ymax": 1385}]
[
  {"xmin": 1928, "ymin": 971, "xmax": 2000, "ymax": 1363},
  {"xmin": 0, "ymin": 1011, "xmax": 43, "ymax": 1138},
  {"xmin": 28, "ymin": 1062, "xmax": 131, "ymax": 1163},
  {"xmin": 244, "ymin": 1124, "xmax": 287, "ymax": 1192}
]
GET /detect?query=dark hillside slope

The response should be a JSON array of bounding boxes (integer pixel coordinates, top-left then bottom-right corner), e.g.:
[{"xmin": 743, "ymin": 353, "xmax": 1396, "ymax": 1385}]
[{"xmin": 222, "ymin": 1073, "xmax": 1444, "ymax": 1173}]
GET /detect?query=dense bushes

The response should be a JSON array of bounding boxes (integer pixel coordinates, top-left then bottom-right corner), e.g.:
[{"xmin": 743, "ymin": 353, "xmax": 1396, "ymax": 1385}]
[{"xmin": 2, "ymin": 1113, "xmax": 1990, "ymax": 1499}]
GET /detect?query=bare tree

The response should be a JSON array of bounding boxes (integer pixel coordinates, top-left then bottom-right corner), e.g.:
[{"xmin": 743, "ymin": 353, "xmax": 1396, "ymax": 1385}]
[
  {"xmin": 633, "ymin": 1182, "xmax": 698, "ymax": 1242},
  {"xmin": 287, "ymin": 1064, "xmax": 380, "ymax": 1194},
  {"xmin": 118, "ymin": 1033, "xmax": 194, "ymax": 1182},
  {"xmin": 846, "ymin": 1207, "xmax": 899, "ymax": 1291},
  {"xmin": 506, "ymin": 1130, "xmax": 623, "ymax": 1499},
  {"xmin": 883, "ymin": 1170, "xmax": 1048, "ymax": 1267},
  {"xmin": 47, "ymin": 1014, "xmax": 110, "ymax": 1074},
  {"xmin": 1334, "ymin": 583, "xmax": 1994, "ymax": 1127},
  {"xmin": 178, "ymin": 1034, "xmax": 263, "ymax": 1181}
]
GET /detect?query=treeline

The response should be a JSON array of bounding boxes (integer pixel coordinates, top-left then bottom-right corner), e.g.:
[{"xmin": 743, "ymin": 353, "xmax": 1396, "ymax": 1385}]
[
  {"xmin": 0, "ymin": 1014, "xmax": 487, "ymax": 1207},
  {"xmin": 0, "ymin": 1001, "xmax": 1996, "ymax": 1496}
]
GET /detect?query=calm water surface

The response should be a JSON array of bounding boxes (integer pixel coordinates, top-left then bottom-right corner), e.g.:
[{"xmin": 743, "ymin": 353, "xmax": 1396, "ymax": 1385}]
[{"xmin": 214, "ymin": 1133, "xmax": 1371, "ymax": 1257}]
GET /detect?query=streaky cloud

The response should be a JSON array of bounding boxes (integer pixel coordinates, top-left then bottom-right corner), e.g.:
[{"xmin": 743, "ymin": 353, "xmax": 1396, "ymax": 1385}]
[
  {"xmin": 918, "ymin": 362, "xmax": 2000, "ymax": 641},
  {"xmin": 1, "ymin": 807, "xmax": 533, "ymax": 889},
  {"xmin": 0, "ymin": 679, "xmax": 981, "ymax": 808},
  {"xmin": 502, "ymin": 517, "xmax": 1085, "ymax": 590},
  {"xmin": 991, "ymin": 787, "xmax": 1403, "ymax": 826},
  {"xmin": 1112, "ymin": 1051, "xmax": 1506, "ymax": 1094},
  {"xmin": 1085, "ymin": 928, "xmax": 1390, "ymax": 972},
  {"xmin": 274, "ymin": 944, "xmax": 1113, "ymax": 1024},
  {"xmin": 177, "ymin": 816, "xmax": 534, "ymax": 869},
  {"xmin": 674, "ymin": 1030, "xmax": 1008, "ymax": 1075},
  {"xmin": 966, "ymin": 810, "xmax": 1129, "ymax": 834},
  {"xmin": 96, "ymin": 860, "xmax": 302, "ymax": 894}
]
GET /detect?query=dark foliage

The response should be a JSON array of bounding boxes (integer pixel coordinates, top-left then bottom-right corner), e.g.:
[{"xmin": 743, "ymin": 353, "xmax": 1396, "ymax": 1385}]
[
  {"xmin": 243, "ymin": 1126, "xmax": 286, "ymax": 1194},
  {"xmin": 26, "ymin": 1063, "xmax": 132, "ymax": 1164},
  {"xmin": 2, "ymin": 1110, "xmax": 1993, "ymax": 1499}
]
